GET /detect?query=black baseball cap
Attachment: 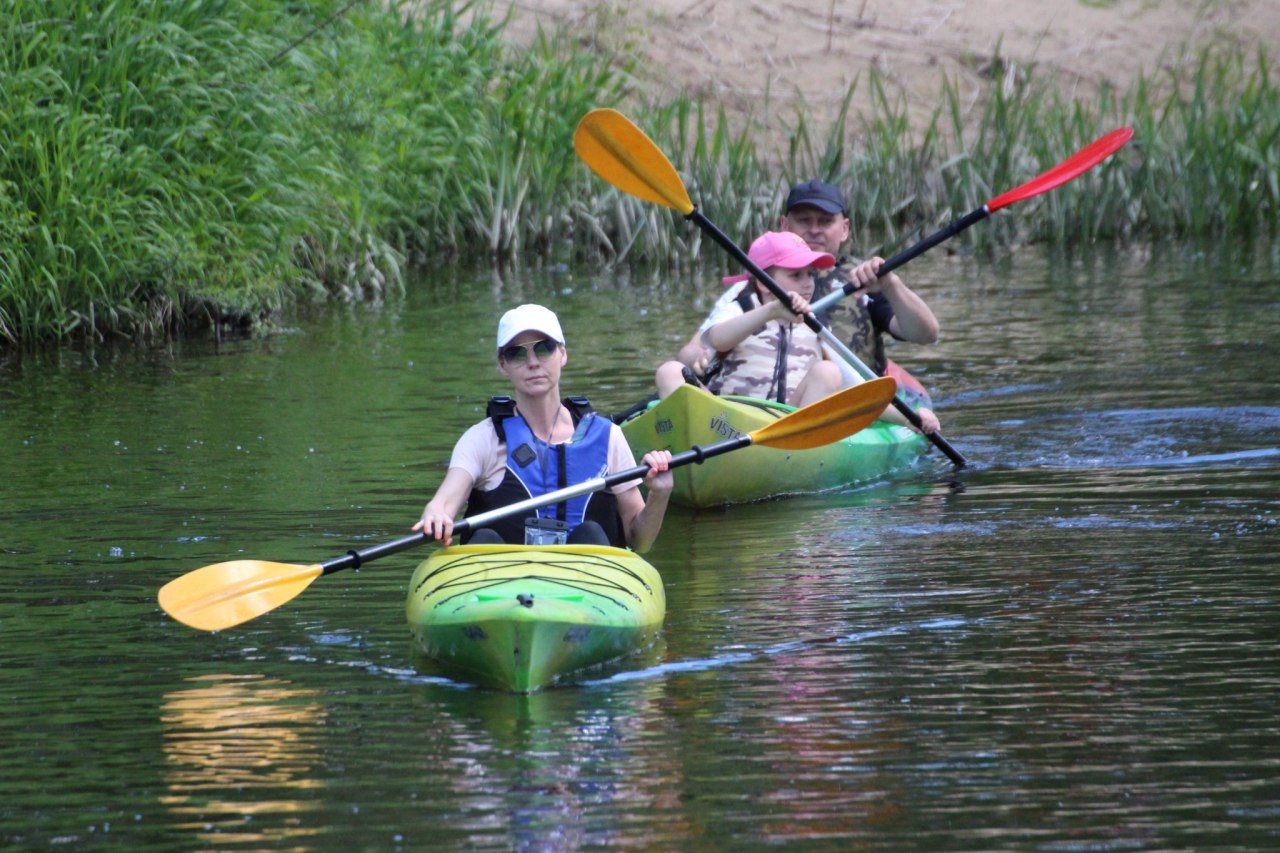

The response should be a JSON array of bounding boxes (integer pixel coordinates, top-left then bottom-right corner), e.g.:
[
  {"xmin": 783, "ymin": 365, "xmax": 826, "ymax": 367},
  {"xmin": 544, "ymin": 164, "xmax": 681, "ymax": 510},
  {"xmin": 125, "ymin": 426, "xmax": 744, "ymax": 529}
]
[{"xmin": 785, "ymin": 180, "xmax": 846, "ymax": 215}]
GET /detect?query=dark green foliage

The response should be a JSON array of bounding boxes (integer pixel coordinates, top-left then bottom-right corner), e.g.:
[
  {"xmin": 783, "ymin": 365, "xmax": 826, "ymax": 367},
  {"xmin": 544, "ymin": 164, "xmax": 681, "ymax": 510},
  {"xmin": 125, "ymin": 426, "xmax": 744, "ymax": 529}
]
[
  {"xmin": 0, "ymin": 0, "xmax": 1274, "ymax": 345},
  {"xmin": 0, "ymin": 0, "xmax": 628, "ymax": 344}
]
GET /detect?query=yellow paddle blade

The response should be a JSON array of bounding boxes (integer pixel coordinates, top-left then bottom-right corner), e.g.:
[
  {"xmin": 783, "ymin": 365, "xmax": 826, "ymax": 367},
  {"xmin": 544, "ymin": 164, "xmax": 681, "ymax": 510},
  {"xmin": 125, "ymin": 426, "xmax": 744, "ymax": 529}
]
[
  {"xmin": 574, "ymin": 108, "xmax": 695, "ymax": 215},
  {"xmin": 158, "ymin": 560, "xmax": 324, "ymax": 632},
  {"xmin": 749, "ymin": 377, "xmax": 898, "ymax": 450}
]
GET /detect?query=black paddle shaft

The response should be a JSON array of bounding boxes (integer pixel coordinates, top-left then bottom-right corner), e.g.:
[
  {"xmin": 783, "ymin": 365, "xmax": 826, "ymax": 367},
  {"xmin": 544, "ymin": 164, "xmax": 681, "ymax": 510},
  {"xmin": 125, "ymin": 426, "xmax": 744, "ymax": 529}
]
[
  {"xmin": 318, "ymin": 433, "xmax": 755, "ymax": 575},
  {"xmin": 831, "ymin": 206, "xmax": 991, "ymax": 301},
  {"xmin": 687, "ymin": 208, "xmax": 968, "ymax": 467}
]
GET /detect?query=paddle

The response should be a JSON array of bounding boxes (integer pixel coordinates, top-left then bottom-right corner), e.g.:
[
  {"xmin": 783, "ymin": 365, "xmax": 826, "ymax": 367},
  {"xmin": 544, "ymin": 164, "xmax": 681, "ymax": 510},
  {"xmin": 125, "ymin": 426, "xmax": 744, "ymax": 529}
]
[
  {"xmin": 809, "ymin": 126, "xmax": 1134, "ymax": 316},
  {"xmin": 574, "ymin": 108, "xmax": 968, "ymax": 467},
  {"xmin": 158, "ymin": 376, "xmax": 898, "ymax": 632}
]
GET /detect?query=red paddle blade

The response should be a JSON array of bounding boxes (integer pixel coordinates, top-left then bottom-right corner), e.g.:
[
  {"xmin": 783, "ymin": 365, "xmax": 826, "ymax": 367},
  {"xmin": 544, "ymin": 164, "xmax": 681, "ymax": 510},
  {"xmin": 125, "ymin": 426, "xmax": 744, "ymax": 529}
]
[{"xmin": 987, "ymin": 127, "xmax": 1133, "ymax": 213}]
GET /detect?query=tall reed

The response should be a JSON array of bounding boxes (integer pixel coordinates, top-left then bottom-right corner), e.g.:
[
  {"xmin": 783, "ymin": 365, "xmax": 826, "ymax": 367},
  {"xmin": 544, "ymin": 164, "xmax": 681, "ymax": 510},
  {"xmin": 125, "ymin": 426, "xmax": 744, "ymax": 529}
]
[
  {"xmin": 1122, "ymin": 48, "xmax": 1279, "ymax": 237},
  {"xmin": 0, "ymin": 0, "xmax": 364, "ymax": 342},
  {"xmin": 2, "ymin": 0, "xmax": 1275, "ymax": 347},
  {"xmin": 607, "ymin": 42, "xmax": 1277, "ymax": 266},
  {"xmin": 0, "ymin": 0, "xmax": 630, "ymax": 344}
]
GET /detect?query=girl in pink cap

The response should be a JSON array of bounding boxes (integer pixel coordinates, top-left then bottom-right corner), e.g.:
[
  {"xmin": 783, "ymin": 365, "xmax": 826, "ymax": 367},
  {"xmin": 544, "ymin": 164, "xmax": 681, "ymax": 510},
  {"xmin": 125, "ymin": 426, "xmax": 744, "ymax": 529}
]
[{"xmin": 655, "ymin": 231, "xmax": 843, "ymax": 407}]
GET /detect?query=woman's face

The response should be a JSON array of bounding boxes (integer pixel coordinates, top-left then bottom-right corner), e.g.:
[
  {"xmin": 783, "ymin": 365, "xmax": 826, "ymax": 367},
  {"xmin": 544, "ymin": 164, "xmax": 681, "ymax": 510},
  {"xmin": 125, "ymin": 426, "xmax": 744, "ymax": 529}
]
[{"xmin": 498, "ymin": 330, "xmax": 566, "ymax": 395}]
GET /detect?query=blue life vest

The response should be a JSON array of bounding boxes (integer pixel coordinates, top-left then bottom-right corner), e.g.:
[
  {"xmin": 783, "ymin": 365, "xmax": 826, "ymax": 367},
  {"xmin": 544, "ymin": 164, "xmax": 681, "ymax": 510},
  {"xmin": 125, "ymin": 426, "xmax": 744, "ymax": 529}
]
[{"xmin": 463, "ymin": 396, "xmax": 625, "ymax": 546}]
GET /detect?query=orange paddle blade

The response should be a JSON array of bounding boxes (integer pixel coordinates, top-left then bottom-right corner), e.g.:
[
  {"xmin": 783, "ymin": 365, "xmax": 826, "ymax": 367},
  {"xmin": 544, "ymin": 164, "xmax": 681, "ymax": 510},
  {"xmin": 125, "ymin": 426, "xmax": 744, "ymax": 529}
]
[
  {"xmin": 574, "ymin": 108, "xmax": 695, "ymax": 214},
  {"xmin": 749, "ymin": 377, "xmax": 898, "ymax": 450},
  {"xmin": 158, "ymin": 560, "xmax": 324, "ymax": 632}
]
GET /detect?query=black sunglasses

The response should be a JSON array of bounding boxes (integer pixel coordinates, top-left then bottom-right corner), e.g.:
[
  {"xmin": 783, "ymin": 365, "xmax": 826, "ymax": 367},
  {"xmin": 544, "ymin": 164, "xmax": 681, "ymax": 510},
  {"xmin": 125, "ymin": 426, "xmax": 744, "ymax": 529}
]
[{"xmin": 500, "ymin": 338, "xmax": 559, "ymax": 364}]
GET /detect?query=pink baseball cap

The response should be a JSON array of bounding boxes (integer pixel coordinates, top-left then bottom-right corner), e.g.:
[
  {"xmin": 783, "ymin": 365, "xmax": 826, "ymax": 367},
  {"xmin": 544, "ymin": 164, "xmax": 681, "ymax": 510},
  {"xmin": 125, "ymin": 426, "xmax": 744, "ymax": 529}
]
[{"xmin": 722, "ymin": 231, "xmax": 835, "ymax": 284}]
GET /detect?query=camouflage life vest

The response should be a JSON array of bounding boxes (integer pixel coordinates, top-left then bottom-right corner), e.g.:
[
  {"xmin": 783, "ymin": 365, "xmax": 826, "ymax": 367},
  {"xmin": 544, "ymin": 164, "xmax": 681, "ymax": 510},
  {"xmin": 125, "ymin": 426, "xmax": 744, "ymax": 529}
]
[
  {"xmin": 705, "ymin": 286, "xmax": 824, "ymax": 404},
  {"xmin": 811, "ymin": 258, "xmax": 892, "ymax": 375}
]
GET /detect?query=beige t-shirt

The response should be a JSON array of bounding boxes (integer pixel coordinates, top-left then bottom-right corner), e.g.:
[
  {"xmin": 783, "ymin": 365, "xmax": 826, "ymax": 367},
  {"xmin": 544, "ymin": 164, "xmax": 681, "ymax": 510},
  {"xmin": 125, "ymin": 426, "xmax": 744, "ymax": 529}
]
[{"xmin": 449, "ymin": 417, "xmax": 643, "ymax": 495}]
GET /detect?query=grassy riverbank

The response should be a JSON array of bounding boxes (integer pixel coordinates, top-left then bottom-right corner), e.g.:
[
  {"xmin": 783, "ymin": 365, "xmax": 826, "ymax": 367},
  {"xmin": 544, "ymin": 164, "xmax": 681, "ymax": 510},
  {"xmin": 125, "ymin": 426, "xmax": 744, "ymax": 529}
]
[
  {"xmin": 0, "ymin": 0, "xmax": 626, "ymax": 345},
  {"xmin": 1, "ymin": 0, "xmax": 1276, "ymax": 346}
]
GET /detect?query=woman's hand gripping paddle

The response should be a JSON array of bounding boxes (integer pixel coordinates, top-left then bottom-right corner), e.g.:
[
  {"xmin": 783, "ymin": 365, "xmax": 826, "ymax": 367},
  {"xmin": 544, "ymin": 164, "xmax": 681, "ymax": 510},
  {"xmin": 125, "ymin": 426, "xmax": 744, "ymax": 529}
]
[{"xmin": 158, "ymin": 377, "xmax": 897, "ymax": 632}]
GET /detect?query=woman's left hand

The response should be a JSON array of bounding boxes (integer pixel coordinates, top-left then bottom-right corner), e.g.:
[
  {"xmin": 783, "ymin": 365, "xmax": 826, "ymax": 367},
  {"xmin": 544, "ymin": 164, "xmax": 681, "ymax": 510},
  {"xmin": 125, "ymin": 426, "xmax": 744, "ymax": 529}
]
[{"xmin": 641, "ymin": 450, "xmax": 674, "ymax": 495}]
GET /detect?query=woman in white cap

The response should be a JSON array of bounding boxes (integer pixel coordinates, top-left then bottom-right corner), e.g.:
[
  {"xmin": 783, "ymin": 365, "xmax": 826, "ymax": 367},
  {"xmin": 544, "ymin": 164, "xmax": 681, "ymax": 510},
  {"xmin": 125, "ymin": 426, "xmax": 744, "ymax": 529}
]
[{"xmin": 413, "ymin": 304, "xmax": 673, "ymax": 552}]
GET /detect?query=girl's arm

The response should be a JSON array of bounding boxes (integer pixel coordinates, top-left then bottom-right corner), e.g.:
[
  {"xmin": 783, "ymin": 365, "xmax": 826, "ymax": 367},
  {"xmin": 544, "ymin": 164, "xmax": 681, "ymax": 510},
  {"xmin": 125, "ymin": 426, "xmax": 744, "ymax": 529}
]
[{"xmin": 703, "ymin": 292, "xmax": 797, "ymax": 352}]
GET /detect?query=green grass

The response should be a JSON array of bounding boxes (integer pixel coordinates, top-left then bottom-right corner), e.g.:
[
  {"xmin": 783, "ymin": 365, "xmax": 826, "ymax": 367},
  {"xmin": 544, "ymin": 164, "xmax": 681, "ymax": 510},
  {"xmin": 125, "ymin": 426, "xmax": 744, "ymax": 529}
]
[
  {"xmin": 0, "ymin": 0, "xmax": 628, "ymax": 344},
  {"xmin": 0, "ymin": 0, "xmax": 1275, "ymax": 346}
]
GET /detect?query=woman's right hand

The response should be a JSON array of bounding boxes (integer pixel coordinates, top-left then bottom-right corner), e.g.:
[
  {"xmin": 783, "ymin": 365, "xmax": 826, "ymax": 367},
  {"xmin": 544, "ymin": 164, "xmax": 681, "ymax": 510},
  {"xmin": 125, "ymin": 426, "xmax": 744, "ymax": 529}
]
[{"xmin": 640, "ymin": 450, "xmax": 675, "ymax": 497}]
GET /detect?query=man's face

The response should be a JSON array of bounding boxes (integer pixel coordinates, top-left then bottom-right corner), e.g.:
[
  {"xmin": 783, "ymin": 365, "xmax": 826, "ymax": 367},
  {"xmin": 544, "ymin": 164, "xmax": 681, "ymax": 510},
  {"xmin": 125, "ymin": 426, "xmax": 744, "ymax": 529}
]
[{"xmin": 782, "ymin": 205, "xmax": 850, "ymax": 256}]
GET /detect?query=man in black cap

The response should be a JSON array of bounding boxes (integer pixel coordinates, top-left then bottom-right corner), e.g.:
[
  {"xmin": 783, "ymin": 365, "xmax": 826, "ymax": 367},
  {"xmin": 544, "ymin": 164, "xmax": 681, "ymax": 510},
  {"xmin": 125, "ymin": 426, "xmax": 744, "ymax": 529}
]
[
  {"xmin": 673, "ymin": 179, "xmax": 941, "ymax": 433},
  {"xmin": 781, "ymin": 179, "xmax": 939, "ymax": 380}
]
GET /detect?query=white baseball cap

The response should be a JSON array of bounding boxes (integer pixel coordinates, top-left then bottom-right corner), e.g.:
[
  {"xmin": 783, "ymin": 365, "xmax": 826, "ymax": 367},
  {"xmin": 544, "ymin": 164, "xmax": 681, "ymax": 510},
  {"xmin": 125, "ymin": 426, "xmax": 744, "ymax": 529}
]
[{"xmin": 496, "ymin": 303, "xmax": 565, "ymax": 349}]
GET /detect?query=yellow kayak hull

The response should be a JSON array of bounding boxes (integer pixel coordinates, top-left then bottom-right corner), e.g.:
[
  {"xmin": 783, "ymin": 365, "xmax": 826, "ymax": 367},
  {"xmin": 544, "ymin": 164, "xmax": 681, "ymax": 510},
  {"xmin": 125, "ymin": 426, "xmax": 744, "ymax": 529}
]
[
  {"xmin": 406, "ymin": 544, "xmax": 665, "ymax": 692},
  {"xmin": 621, "ymin": 384, "xmax": 927, "ymax": 507}
]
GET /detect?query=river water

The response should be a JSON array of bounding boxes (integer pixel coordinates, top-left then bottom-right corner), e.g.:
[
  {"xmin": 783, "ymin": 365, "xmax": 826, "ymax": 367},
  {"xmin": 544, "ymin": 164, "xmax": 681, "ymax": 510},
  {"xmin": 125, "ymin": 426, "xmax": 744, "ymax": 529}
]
[{"xmin": 3, "ymin": 241, "xmax": 1278, "ymax": 850}]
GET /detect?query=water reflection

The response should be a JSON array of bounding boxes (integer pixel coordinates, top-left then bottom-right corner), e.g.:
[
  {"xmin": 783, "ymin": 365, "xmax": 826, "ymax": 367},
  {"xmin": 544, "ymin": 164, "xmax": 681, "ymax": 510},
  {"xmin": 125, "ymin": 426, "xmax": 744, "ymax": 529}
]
[
  {"xmin": 406, "ymin": 676, "xmax": 694, "ymax": 849},
  {"xmin": 3, "ymin": 241, "xmax": 1279, "ymax": 849},
  {"xmin": 160, "ymin": 673, "xmax": 325, "ymax": 848}
]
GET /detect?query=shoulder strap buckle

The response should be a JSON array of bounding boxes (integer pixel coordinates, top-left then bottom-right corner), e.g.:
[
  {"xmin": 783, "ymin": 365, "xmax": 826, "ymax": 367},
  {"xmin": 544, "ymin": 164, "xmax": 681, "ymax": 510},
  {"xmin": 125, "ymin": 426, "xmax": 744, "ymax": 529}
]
[
  {"xmin": 562, "ymin": 395, "xmax": 594, "ymax": 426},
  {"xmin": 486, "ymin": 396, "xmax": 516, "ymax": 442}
]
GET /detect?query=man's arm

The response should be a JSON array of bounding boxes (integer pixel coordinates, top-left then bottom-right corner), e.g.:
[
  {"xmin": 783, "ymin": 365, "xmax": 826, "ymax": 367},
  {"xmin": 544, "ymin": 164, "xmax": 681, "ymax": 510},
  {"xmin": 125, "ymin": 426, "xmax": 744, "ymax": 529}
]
[{"xmin": 847, "ymin": 258, "xmax": 939, "ymax": 344}]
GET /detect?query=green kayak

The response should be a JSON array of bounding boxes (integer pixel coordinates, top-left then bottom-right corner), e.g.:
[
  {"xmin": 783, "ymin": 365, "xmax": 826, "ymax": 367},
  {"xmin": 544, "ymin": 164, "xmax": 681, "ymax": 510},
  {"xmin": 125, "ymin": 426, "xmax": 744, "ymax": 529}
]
[
  {"xmin": 406, "ymin": 544, "xmax": 665, "ymax": 692},
  {"xmin": 620, "ymin": 383, "xmax": 927, "ymax": 507}
]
